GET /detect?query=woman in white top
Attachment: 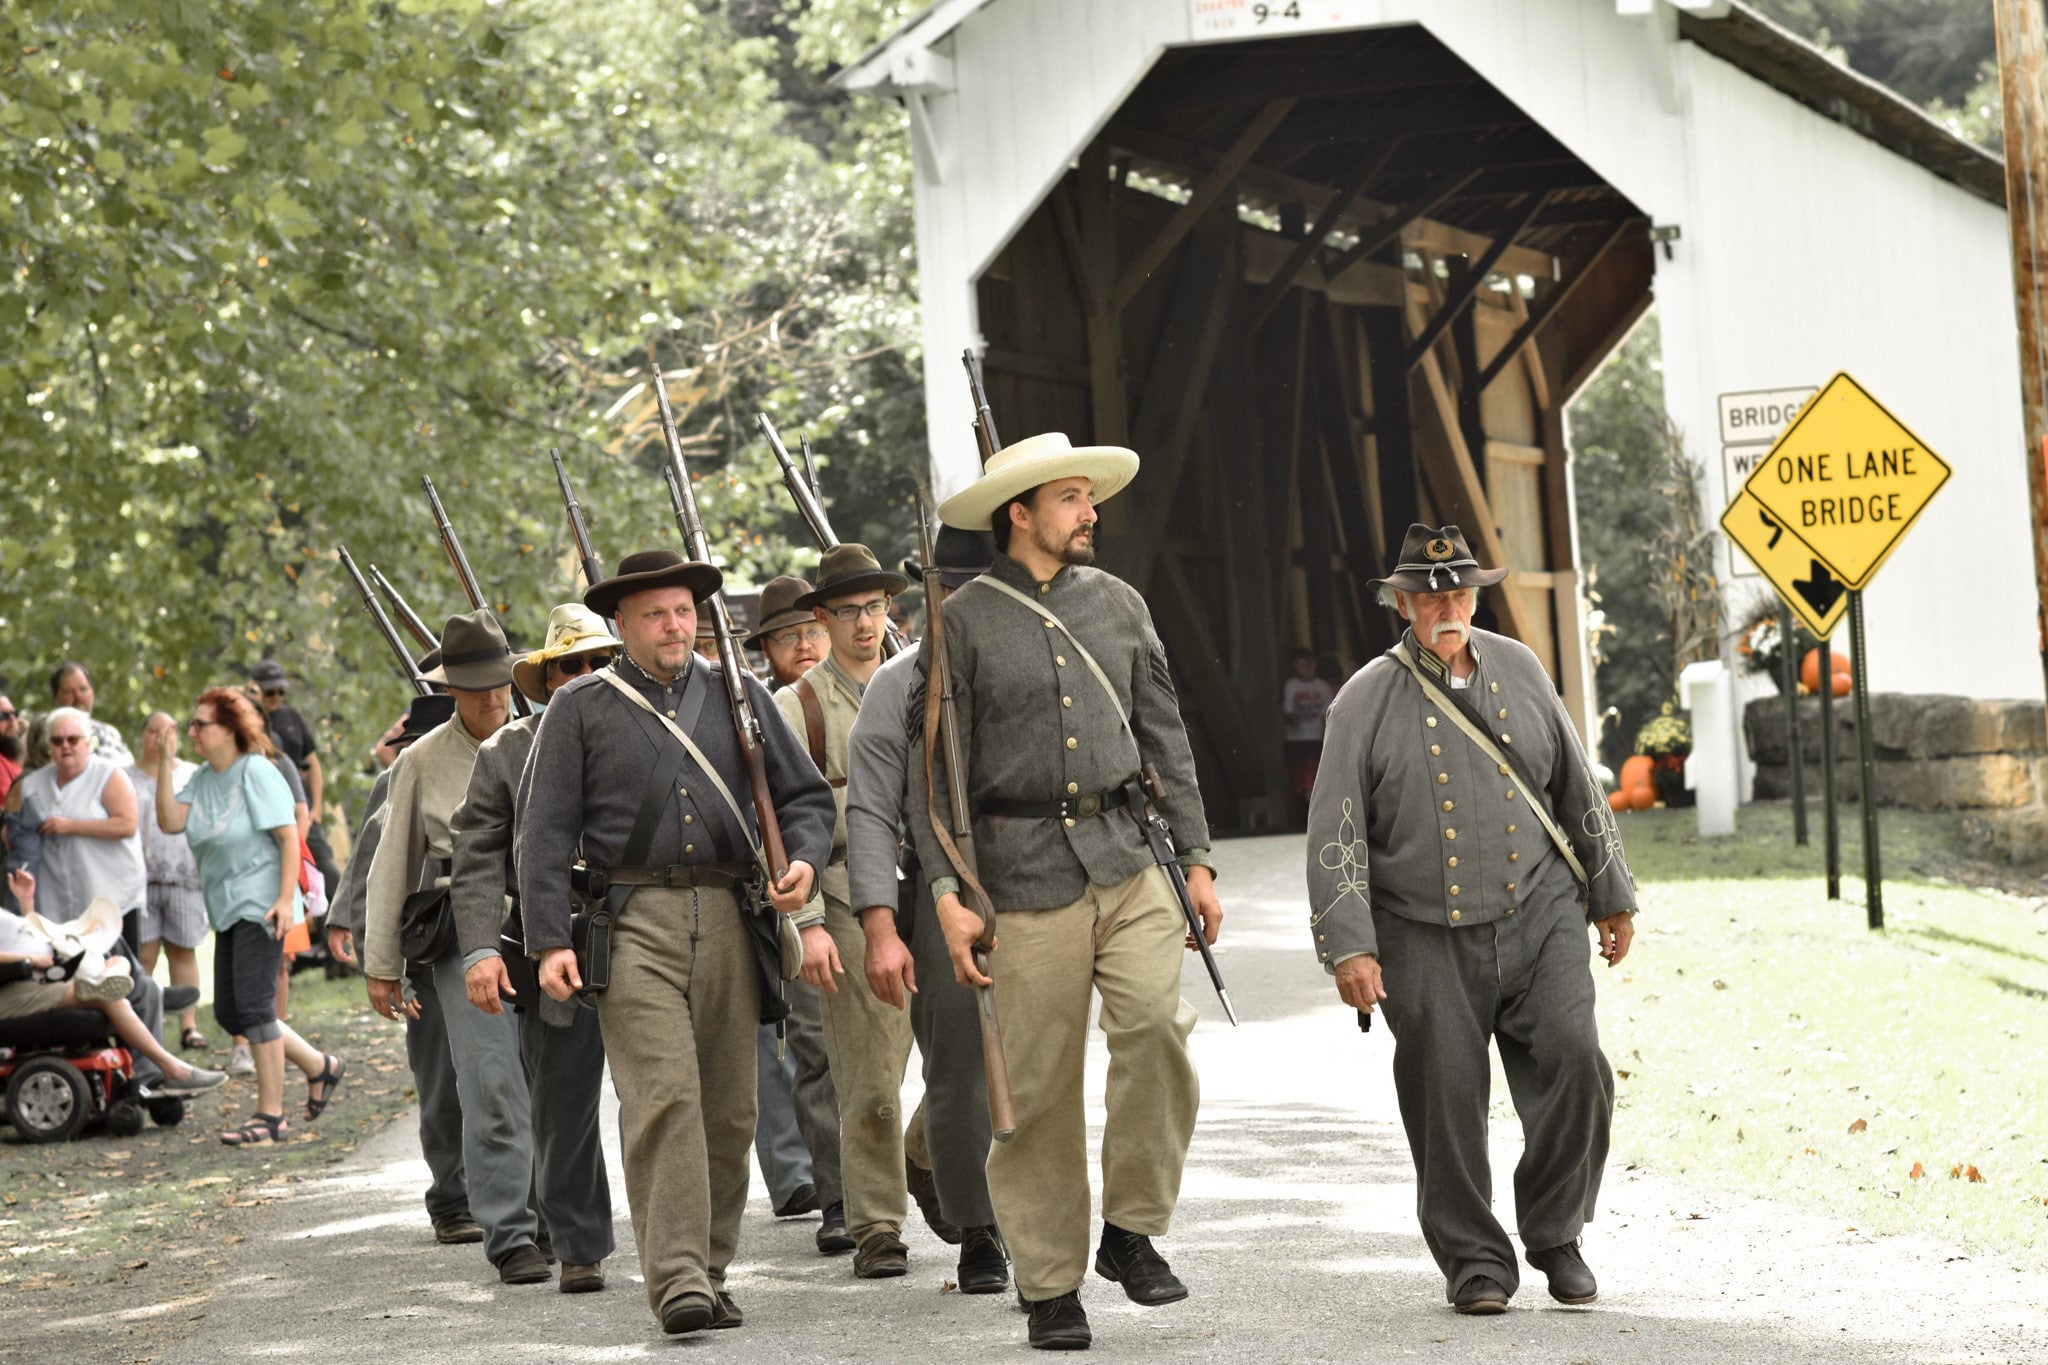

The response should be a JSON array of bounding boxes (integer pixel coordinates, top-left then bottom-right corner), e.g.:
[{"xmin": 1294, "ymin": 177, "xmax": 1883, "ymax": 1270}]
[
  {"xmin": 5, "ymin": 707, "xmax": 146, "ymax": 935},
  {"xmin": 129, "ymin": 712, "xmax": 208, "ymax": 1049}
]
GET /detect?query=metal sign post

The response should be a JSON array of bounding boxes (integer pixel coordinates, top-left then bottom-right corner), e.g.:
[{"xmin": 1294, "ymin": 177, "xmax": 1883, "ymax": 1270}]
[
  {"xmin": 1848, "ymin": 591, "xmax": 1883, "ymax": 928},
  {"xmin": 1780, "ymin": 603, "xmax": 1807, "ymax": 846},
  {"xmin": 1818, "ymin": 634, "xmax": 1840, "ymax": 900}
]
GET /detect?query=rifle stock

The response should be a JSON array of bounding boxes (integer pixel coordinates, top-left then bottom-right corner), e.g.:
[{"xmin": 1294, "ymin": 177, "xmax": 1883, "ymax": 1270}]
[
  {"xmin": 422, "ymin": 475, "xmax": 530, "ymax": 718},
  {"xmin": 338, "ymin": 547, "xmax": 431, "ymax": 696},
  {"xmin": 915, "ymin": 491, "xmax": 1015, "ymax": 1142},
  {"xmin": 367, "ymin": 564, "xmax": 436, "ymax": 651},
  {"xmin": 653, "ymin": 367, "xmax": 790, "ymax": 883},
  {"xmin": 550, "ymin": 448, "xmax": 605, "ymax": 588}
]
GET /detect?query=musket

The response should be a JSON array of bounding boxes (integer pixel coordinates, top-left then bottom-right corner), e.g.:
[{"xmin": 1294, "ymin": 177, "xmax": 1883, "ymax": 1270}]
[
  {"xmin": 962, "ymin": 348, "xmax": 1000, "ymax": 465},
  {"xmin": 367, "ymin": 564, "xmax": 436, "ymax": 652},
  {"xmin": 915, "ymin": 489, "xmax": 1015, "ymax": 1141},
  {"xmin": 652, "ymin": 365, "xmax": 790, "ymax": 884},
  {"xmin": 421, "ymin": 474, "xmax": 531, "ymax": 718},
  {"xmin": 550, "ymin": 448, "xmax": 605, "ymax": 588},
  {"xmin": 755, "ymin": 413, "xmax": 905, "ymax": 658},
  {"xmin": 798, "ymin": 434, "xmax": 822, "ymax": 504},
  {"xmin": 1123, "ymin": 765, "xmax": 1238, "ymax": 1026},
  {"xmin": 337, "ymin": 546, "xmax": 430, "ymax": 697}
]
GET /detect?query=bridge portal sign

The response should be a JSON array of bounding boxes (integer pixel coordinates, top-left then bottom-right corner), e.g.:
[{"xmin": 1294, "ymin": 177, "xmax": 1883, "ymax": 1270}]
[
  {"xmin": 1738, "ymin": 372, "xmax": 1951, "ymax": 590},
  {"xmin": 1190, "ymin": 0, "xmax": 1373, "ymax": 39}
]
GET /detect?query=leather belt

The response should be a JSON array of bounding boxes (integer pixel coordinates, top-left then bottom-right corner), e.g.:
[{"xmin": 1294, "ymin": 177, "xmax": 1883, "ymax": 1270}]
[
  {"xmin": 978, "ymin": 786, "xmax": 1130, "ymax": 822},
  {"xmin": 587, "ymin": 861, "xmax": 751, "ymax": 894}
]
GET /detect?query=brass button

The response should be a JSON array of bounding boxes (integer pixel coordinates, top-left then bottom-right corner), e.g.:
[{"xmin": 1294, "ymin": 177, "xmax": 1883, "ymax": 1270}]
[
  {"xmin": 1446, "ymin": 856, "xmax": 1458, "ymax": 868},
  {"xmin": 1039, "ymin": 583, "xmax": 1050, "ymax": 595},
  {"xmin": 1505, "ymin": 905, "xmax": 1516, "ymax": 916},
  {"xmin": 1067, "ymin": 782, "xmax": 1079, "ymax": 795},
  {"xmin": 1430, "ymin": 744, "xmax": 1441, "ymax": 756},
  {"xmin": 1500, "ymin": 733, "xmax": 1511, "ymax": 744},
  {"xmin": 1063, "ymin": 817, "xmax": 1076, "ymax": 828},
  {"xmin": 1506, "ymin": 882, "xmax": 1516, "ymax": 893},
  {"xmin": 1441, "ymin": 800, "xmax": 1453, "ymax": 812},
  {"xmin": 680, "ymin": 789, "xmax": 688, "ymax": 798},
  {"xmin": 1498, "ymin": 764, "xmax": 1510, "ymax": 775},
  {"xmin": 1044, "ymin": 620, "xmax": 1056, "ymax": 629},
  {"xmin": 1056, "ymin": 655, "xmax": 1067, "ymax": 666},
  {"xmin": 1449, "ymin": 909, "xmax": 1462, "ymax": 923},
  {"xmin": 1065, "ymin": 737, "xmax": 1078, "ymax": 749},
  {"xmin": 1437, "ymin": 773, "xmax": 1449, "ymax": 785},
  {"xmin": 1506, "ymin": 824, "xmax": 1516, "ymax": 834},
  {"xmin": 685, "ymin": 843, "xmax": 694, "ymax": 855},
  {"xmin": 684, "ymin": 814, "xmax": 694, "ymax": 825},
  {"xmin": 666, "ymin": 710, "xmax": 677, "ymax": 719},
  {"xmin": 1509, "ymin": 852, "xmax": 1519, "ymax": 863},
  {"xmin": 1497, "ymin": 709, "xmax": 1507, "ymax": 720},
  {"xmin": 1425, "ymin": 717, "xmax": 1437, "ymax": 729},
  {"xmin": 1489, "ymin": 681, "xmax": 1499, "ymax": 693},
  {"xmin": 1448, "ymin": 885, "xmax": 1461, "ymax": 897},
  {"xmin": 1062, "ymin": 696, "xmax": 1072, "ymax": 707},
  {"xmin": 1444, "ymin": 828, "xmax": 1457, "ymax": 840},
  {"xmin": 1506, "ymin": 789, "xmax": 1517, "ymax": 800}
]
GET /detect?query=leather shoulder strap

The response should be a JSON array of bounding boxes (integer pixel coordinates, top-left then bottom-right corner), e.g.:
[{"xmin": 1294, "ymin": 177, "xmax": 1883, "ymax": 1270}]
[
  {"xmin": 597, "ymin": 668, "xmax": 763, "ymax": 873},
  {"xmin": 793, "ymin": 675, "xmax": 828, "ymax": 776}
]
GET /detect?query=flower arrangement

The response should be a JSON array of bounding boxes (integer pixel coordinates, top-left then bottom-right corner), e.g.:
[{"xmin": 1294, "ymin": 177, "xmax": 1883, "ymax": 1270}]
[{"xmin": 1634, "ymin": 702, "xmax": 1691, "ymax": 759}]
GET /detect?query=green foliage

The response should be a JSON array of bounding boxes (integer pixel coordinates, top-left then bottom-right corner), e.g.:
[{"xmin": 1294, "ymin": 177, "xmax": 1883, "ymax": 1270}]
[
  {"xmin": 1748, "ymin": 0, "xmax": 2002, "ymax": 150},
  {"xmin": 0, "ymin": 0, "xmax": 923, "ymax": 810}
]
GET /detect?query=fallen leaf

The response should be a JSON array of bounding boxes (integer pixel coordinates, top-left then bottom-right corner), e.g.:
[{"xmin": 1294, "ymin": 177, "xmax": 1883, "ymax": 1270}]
[
  {"xmin": 126, "ymin": 1260, "xmax": 148, "ymax": 1270},
  {"xmin": 939, "ymin": 1279, "xmax": 957, "ymax": 1294},
  {"xmin": 1848, "ymin": 1119, "xmax": 1867, "ymax": 1134},
  {"xmin": 1712, "ymin": 979, "xmax": 1727, "ymax": 990},
  {"xmin": 1967, "ymin": 1165, "xmax": 1985, "ymax": 1183},
  {"xmin": 1951, "ymin": 1164, "xmax": 1965, "ymax": 1180},
  {"xmin": 185, "ymin": 1176, "xmax": 229, "ymax": 1189},
  {"xmin": 1910, "ymin": 1162, "xmax": 1925, "ymax": 1180}
]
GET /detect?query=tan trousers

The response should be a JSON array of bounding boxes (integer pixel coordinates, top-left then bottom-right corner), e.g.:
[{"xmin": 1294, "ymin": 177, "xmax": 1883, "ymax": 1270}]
[
  {"xmin": 988, "ymin": 864, "xmax": 1200, "ymax": 1300},
  {"xmin": 815, "ymin": 861, "xmax": 916, "ymax": 1243},
  {"xmin": 596, "ymin": 884, "xmax": 760, "ymax": 1317}
]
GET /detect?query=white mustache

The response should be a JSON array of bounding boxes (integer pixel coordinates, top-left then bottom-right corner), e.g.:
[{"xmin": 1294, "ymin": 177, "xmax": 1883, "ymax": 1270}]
[{"xmin": 1430, "ymin": 621, "xmax": 1468, "ymax": 644}]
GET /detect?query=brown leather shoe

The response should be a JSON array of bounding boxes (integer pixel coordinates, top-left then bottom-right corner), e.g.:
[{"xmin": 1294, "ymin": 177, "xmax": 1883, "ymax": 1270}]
[
  {"xmin": 853, "ymin": 1230, "xmax": 909, "ymax": 1279},
  {"xmin": 1527, "ymin": 1241, "xmax": 1598, "ymax": 1304},
  {"xmin": 906, "ymin": 1156, "xmax": 962, "ymax": 1244},
  {"xmin": 558, "ymin": 1260, "xmax": 605, "ymax": 1294}
]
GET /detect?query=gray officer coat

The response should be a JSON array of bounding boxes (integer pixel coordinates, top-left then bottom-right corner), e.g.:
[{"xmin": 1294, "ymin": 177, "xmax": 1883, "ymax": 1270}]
[{"xmin": 1306, "ymin": 627, "xmax": 1635, "ymax": 970}]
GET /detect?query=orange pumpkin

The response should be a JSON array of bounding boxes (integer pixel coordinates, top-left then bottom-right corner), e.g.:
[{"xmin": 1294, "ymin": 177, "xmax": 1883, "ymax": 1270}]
[
  {"xmin": 1800, "ymin": 647, "xmax": 1853, "ymax": 696},
  {"xmin": 1627, "ymin": 783, "xmax": 1656, "ymax": 812},
  {"xmin": 1619, "ymin": 755, "xmax": 1654, "ymax": 790},
  {"xmin": 1607, "ymin": 789, "xmax": 1631, "ymax": 813}
]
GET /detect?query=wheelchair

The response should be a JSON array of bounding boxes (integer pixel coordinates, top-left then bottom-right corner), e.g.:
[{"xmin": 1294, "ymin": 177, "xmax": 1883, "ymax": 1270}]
[{"xmin": 0, "ymin": 1008, "xmax": 188, "ymax": 1143}]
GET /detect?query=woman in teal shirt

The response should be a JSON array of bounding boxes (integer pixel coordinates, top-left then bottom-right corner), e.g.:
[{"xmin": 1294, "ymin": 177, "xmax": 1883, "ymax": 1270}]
[{"xmin": 155, "ymin": 686, "xmax": 344, "ymax": 1147}]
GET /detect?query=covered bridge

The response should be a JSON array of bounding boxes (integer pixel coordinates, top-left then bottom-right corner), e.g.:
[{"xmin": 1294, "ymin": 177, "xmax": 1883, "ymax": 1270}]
[{"xmin": 839, "ymin": 0, "xmax": 2030, "ymax": 829}]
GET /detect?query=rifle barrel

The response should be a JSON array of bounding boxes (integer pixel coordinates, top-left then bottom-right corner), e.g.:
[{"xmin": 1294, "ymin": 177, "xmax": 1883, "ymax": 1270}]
[
  {"xmin": 367, "ymin": 564, "xmax": 437, "ymax": 651},
  {"xmin": 421, "ymin": 474, "xmax": 530, "ymax": 718},
  {"xmin": 759, "ymin": 414, "xmax": 904, "ymax": 658},
  {"xmin": 338, "ymin": 546, "xmax": 430, "ymax": 696},
  {"xmin": 551, "ymin": 448, "xmax": 605, "ymax": 588},
  {"xmin": 962, "ymin": 348, "xmax": 1002, "ymax": 459}
]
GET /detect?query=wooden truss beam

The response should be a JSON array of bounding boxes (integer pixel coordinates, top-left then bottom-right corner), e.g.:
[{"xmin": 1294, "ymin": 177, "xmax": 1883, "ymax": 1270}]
[
  {"xmin": 1475, "ymin": 218, "xmax": 1637, "ymax": 393},
  {"xmin": 1244, "ymin": 139, "xmax": 1403, "ymax": 333},
  {"xmin": 1403, "ymin": 190, "xmax": 1555, "ymax": 372},
  {"xmin": 1114, "ymin": 98, "xmax": 1295, "ymax": 311},
  {"xmin": 1317, "ymin": 168, "xmax": 1482, "ymax": 288}
]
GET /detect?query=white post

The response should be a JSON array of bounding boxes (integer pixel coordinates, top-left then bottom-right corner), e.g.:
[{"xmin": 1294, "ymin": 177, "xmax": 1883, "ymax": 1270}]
[{"xmin": 1679, "ymin": 659, "xmax": 1737, "ymax": 836}]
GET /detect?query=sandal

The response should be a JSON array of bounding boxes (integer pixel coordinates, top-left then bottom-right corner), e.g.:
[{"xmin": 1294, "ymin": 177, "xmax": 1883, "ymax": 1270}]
[
  {"xmin": 221, "ymin": 1112, "xmax": 287, "ymax": 1147},
  {"xmin": 304, "ymin": 1054, "xmax": 346, "ymax": 1121},
  {"xmin": 180, "ymin": 1027, "xmax": 209, "ymax": 1051}
]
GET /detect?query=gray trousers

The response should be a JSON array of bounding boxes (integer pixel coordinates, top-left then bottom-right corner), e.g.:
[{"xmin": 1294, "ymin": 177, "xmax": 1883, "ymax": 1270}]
[
  {"xmin": 1373, "ymin": 873, "xmax": 1615, "ymax": 1301},
  {"xmin": 905, "ymin": 888, "xmax": 996, "ymax": 1229},
  {"xmin": 430, "ymin": 953, "xmax": 540, "ymax": 1264},
  {"xmin": 754, "ymin": 1022, "xmax": 813, "ymax": 1205},
  {"xmin": 521, "ymin": 999, "xmax": 614, "ymax": 1266},
  {"xmin": 784, "ymin": 977, "xmax": 842, "ymax": 1210},
  {"xmin": 114, "ymin": 941, "xmax": 163, "ymax": 1088},
  {"xmin": 403, "ymin": 973, "xmax": 469, "ymax": 1223}
]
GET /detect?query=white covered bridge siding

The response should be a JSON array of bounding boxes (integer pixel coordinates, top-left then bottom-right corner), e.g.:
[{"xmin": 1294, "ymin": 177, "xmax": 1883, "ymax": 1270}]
[{"xmin": 841, "ymin": 0, "xmax": 2030, "ymax": 829}]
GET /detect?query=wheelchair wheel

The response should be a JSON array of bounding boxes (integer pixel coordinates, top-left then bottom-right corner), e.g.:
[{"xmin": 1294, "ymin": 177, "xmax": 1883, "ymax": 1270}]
[
  {"xmin": 5, "ymin": 1056, "xmax": 91, "ymax": 1143},
  {"xmin": 105, "ymin": 1099, "xmax": 146, "ymax": 1138},
  {"xmin": 148, "ymin": 1096, "xmax": 187, "ymax": 1128}
]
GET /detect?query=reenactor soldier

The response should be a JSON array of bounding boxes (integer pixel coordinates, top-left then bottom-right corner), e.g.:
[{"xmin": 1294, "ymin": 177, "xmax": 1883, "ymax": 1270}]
[
  {"xmin": 516, "ymin": 548, "xmax": 835, "ymax": 1335},
  {"xmin": 1307, "ymin": 524, "xmax": 1638, "ymax": 1315},
  {"xmin": 910, "ymin": 433, "xmax": 1224, "ymax": 1351},
  {"xmin": 449, "ymin": 603, "xmax": 622, "ymax": 1294}
]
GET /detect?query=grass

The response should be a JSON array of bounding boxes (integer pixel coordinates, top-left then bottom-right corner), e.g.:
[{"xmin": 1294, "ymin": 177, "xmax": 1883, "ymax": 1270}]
[
  {"xmin": 1579, "ymin": 803, "xmax": 2048, "ymax": 1273},
  {"xmin": 0, "ymin": 966, "xmax": 411, "ymax": 1294}
]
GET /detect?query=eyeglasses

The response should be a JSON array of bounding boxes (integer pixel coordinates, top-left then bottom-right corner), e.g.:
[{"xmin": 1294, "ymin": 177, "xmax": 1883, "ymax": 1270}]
[
  {"xmin": 260, "ymin": 686, "xmax": 288, "ymax": 699},
  {"xmin": 186, "ymin": 717, "xmax": 223, "ymax": 731},
  {"xmin": 824, "ymin": 599, "xmax": 891, "ymax": 624},
  {"xmin": 766, "ymin": 625, "xmax": 829, "ymax": 649},
  {"xmin": 48, "ymin": 735, "xmax": 88, "ymax": 748},
  {"xmin": 0, "ymin": 710, "xmax": 16, "ymax": 722},
  {"xmin": 550, "ymin": 653, "xmax": 614, "ymax": 677}
]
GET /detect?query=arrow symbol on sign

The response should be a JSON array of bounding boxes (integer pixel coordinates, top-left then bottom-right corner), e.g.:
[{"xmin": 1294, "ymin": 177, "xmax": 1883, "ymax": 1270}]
[
  {"xmin": 1758, "ymin": 507, "xmax": 1784, "ymax": 551},
  {"xmin": 1793, "ymin": 560, "xmax": 1845, "ymax": 617}
]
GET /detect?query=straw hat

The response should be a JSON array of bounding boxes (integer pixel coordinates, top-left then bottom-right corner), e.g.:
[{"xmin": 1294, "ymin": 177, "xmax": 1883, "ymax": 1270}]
[
  {"xmin": 512, "ymin": 603, "xmax": 622, "ymax": 703},
  {"xmin": 936, "ymin": 431, "xmax": 1139, "ymax": 530}
]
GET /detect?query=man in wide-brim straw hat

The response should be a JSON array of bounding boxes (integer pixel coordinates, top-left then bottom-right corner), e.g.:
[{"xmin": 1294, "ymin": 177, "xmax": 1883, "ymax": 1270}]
[
  {"xmin": 517, "ymin": 548, "xmax": 836, "ymax": 1335},
  {"xmin": 910, "ymin": 431, "xmax": 1222, "ymax": 1351},
  {"xmin": 365, "ymin": 608, "xmax": 558, "ymax": 1285},
  {"xmin": 448, "ymin": 603, "xmax": 621, "ymax": 1295},
  {"xmin": 1305, "ymin": 523, "xmax": 1639, "ymax": 1316}
]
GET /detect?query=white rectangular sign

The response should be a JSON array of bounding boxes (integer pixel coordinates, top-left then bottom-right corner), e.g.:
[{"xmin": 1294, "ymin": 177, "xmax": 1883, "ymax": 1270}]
[
  {"xmin": 1190, "ymin": 0, "xmax": 1376, "ymax": 40},
  {"xmin": 1717, "ymin": 385, "xmax": 1814, "ymax": 579}
]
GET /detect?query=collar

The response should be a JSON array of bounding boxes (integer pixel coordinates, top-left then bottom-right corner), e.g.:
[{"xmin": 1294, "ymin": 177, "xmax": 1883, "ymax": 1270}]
[
  {"xmin": 618, "ymin": 649, "xmax": 693, "ymax": 694},
  {"xmin": 989, "ymin": 551, "xmax": 1069, "ymax": 594},
  {"xmin": 1403, "ymin": 626, "xmax": 1483, "ymax": 683},
  {"xmin": 814, "ymin": 653, "xmax": 866, "ymax": 703}
]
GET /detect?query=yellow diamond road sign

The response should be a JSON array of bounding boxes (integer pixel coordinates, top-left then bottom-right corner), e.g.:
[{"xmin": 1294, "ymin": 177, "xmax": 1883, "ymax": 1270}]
[
  {"xmin": 1718, "ymin": 490, "xmax": 1850, "ymax": 639},
  {"xmin": 1739, "ymin": 371, "xmax": 1951, "ymax": 590}
]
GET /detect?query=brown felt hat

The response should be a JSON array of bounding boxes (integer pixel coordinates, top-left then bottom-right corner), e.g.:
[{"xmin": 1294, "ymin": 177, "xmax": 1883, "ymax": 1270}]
[
  {"xmin": 419, "ymin": 610, "xmax": 516, "ymax": 691},
  {"xmin": 744, "ymin": 575, "xmax": 816, "ymax": 647},
  {"xmin": 794, "ymin": 544, "xmax": 908, "ymax": 612},
  {"xmin": 1367, "ymin": 524, "xmax": 1509, "ymax": 596},
  {"xmin": 584, "ymin": 548, "xmax": 723, "ymax": 620}
]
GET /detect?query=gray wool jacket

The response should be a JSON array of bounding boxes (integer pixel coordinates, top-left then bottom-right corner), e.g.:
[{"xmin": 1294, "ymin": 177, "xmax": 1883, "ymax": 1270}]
[
  {"xmin": 514, "ymin": 653, "xmax": 836, "ymax": 955},
  {"xmin": 1306, "ymin": 627, "xmax": 1637, "ymax": 971},
  {"xmin": 451, "ymin": 713, "xmax": 536, "ymax": 961},
  {"xmin": 844, "ymin": 647, "xmax": 919, "ymax": 915},
  {"xmin": 325, "ymin": 768, "xmax": 393, "ymax": 941},
  {"xmin": 907, "ymin": 552, "xmax": 1211, "ymax": 913}
]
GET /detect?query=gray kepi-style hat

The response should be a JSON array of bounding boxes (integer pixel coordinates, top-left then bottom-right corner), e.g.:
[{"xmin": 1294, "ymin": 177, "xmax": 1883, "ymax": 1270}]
[
  {"xmin": 419, "ymin": 609, "xmax": 517, "ymax": 691},
  {"xmin": 1367, "ymin": 524, "xmax": 1510, "ymax": 596}
]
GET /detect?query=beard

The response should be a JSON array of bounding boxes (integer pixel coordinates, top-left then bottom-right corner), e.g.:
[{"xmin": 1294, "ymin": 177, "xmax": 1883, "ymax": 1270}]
[
  {"xmin": 0, "ymin": 733, "xmax": 18, "ymax": 763},
  {"xmin": 1033, "ymin": 521, "xmax": 1095, "ymax": 567}
]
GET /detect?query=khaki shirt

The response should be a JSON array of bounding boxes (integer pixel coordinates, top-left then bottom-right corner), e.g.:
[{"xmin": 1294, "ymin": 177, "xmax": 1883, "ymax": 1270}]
[
  {"xmin": 363, "ymin": 718, "xmax": 484, "ymax": 980},
  {"xmin": 1305, "ymin": 628, "xmax": 1636, "ymax": 971},
  {"xmin": 775, "ymin": 653, "xmax": 866, "ymax": 926}
]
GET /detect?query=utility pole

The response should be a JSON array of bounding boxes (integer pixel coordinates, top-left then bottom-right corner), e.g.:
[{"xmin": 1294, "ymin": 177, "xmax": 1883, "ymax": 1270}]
[{"xmin": 1993, "ymin": 0, "xmax": 2048, "ymax": 705}]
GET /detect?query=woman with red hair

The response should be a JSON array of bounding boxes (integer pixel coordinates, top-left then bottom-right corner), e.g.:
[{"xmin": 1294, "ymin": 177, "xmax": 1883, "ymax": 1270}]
[{"xmin": 152, "ymin": 687, "xmax": 344, "ymax": 1146}]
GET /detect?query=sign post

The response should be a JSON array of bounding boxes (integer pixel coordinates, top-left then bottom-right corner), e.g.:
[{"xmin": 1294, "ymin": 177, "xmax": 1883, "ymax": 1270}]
[{"xmin": 1734, "ymin": 372, "xmax": 1952, "ymax": 929}]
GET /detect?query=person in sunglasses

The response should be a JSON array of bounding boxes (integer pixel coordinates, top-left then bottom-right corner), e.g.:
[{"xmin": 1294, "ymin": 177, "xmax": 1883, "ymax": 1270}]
[
  {"xmin": 0, "ymin": 694, "xmax": 23, "ymax": 806},
  {"xmin": 446, "ymin": 603, "xmax": 622, "ymax": 1295}
]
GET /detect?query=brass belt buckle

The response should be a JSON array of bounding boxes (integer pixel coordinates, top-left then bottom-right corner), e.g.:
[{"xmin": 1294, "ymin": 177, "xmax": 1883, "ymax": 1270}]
[{"xmin": 1076, "ymin": 793, "xmax": 1101, "ymax": 819}]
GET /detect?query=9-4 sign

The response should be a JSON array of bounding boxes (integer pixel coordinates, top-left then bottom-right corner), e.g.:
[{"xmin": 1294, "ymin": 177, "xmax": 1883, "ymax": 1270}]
[{"xmin": 1190, "ymin": 0, "xmax": 1374, "ymax": 38}]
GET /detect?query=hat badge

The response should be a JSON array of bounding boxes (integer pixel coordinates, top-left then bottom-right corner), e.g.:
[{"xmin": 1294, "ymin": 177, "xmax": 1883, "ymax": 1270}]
[{"xmin": 1424, "ymin": 537, "xmax": 1455, "ymax": 562}]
